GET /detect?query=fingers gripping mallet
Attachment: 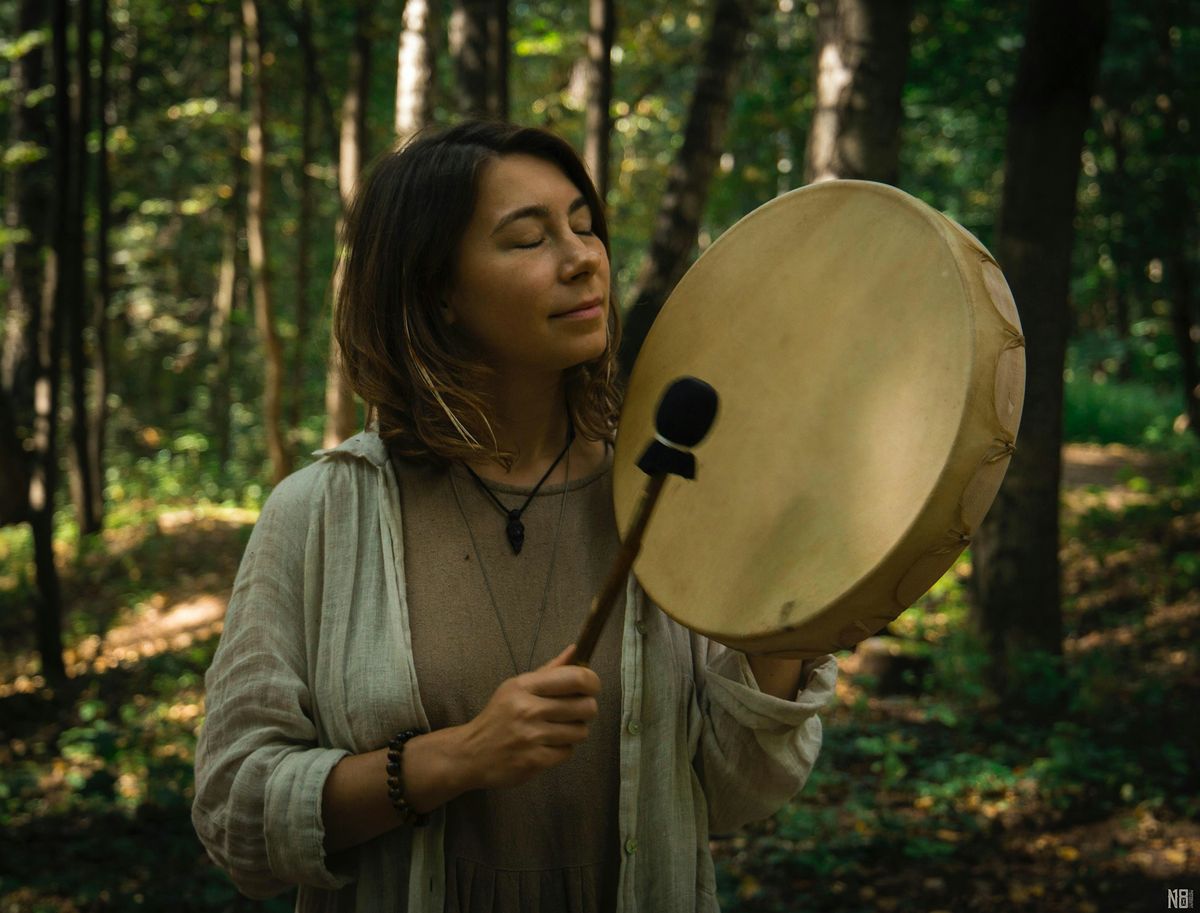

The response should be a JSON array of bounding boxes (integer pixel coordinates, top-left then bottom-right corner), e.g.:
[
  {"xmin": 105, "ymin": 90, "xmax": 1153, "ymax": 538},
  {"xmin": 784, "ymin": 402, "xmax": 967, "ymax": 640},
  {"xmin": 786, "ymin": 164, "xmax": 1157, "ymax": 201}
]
[{"xmin": 573, "ymin": 376, "xmax": 719, "ymax": 665}]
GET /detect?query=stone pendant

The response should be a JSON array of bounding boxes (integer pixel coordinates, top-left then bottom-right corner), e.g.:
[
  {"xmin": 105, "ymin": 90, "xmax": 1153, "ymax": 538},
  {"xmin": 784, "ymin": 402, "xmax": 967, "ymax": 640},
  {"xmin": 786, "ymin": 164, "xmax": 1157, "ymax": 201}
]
[{"xmin": 506, "ymin": 510, "xmax": 525, "ymax": 555}]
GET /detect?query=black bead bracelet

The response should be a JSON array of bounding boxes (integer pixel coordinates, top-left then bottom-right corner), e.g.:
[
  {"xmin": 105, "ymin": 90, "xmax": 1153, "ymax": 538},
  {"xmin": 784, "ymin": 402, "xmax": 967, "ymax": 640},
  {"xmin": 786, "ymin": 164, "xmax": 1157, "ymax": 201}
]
[{"xmin": 386, "ymin": 728, "xmax": 430, "ymax": 827}]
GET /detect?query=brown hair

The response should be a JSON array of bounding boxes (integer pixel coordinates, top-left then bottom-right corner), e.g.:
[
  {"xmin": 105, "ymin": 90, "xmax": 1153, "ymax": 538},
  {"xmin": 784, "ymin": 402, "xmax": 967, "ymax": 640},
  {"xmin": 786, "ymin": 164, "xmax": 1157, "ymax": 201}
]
[{"xmin": 333, "ymin": 119, "xmax": 624, "ymax": 470}]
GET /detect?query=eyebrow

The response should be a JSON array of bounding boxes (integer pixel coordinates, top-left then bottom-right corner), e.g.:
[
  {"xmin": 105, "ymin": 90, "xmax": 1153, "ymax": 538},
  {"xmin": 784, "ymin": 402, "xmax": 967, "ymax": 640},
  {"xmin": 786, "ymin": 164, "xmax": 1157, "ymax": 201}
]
[{"xmin": 490, "ymin": 196, "xmax": 590, "ymax": 236}]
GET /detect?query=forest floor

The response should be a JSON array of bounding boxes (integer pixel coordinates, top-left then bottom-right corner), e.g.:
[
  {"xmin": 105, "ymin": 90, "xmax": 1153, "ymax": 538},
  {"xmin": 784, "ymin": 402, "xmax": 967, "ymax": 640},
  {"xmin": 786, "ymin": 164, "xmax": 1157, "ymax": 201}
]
[{"xmin": 0, "ymin": 442, "xmax": 1197, "ymax": 912}]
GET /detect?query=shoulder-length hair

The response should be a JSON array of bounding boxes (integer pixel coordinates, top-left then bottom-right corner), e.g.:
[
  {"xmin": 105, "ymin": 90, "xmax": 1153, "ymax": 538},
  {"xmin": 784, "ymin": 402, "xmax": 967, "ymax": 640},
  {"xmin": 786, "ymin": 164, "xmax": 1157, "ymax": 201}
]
[{"xmin": 333, "ymin": 119, "xmax": 624, "ymax": 471}]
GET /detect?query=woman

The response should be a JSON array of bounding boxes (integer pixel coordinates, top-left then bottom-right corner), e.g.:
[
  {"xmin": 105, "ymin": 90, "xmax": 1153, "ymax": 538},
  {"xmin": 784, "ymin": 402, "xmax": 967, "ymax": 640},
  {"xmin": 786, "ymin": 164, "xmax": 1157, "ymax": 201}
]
[{"xmin": 192, "ymin": 119, "xmax": 838, "ymax": 913}]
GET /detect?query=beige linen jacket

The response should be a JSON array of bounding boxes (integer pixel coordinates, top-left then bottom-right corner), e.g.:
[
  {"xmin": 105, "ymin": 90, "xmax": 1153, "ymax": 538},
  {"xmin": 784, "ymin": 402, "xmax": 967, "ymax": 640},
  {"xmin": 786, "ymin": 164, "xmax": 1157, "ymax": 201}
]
[{"xmin": 191, "ymin": 430, "xmax": 838, "ymax": 912}]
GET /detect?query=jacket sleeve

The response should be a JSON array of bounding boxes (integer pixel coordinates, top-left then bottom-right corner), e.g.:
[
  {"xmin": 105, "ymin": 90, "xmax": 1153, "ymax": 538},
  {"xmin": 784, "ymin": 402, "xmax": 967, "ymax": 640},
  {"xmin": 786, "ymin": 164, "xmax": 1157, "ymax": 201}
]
[
  {"xmin": 191, "ymin": 467, "xmax": 354, "ymax": 898},
  {"xmin": 689, "ymin": 632, "xmax": 838, "ymax": 834}
]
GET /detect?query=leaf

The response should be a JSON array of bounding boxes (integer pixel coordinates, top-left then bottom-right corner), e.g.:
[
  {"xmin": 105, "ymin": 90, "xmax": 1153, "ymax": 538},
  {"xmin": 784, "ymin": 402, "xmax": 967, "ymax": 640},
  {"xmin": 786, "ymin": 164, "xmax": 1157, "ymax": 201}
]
[{"xmin": 737, "ymin": 874, "xmax": 761, "ymax": 900}]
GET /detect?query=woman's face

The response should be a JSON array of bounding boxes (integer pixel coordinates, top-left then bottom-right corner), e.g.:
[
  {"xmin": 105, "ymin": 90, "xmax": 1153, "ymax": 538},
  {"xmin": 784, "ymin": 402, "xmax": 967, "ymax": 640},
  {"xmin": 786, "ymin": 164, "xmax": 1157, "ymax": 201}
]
[{"xmin": 442, "ymin": 153, "xmax": 611, "ymax": 374}]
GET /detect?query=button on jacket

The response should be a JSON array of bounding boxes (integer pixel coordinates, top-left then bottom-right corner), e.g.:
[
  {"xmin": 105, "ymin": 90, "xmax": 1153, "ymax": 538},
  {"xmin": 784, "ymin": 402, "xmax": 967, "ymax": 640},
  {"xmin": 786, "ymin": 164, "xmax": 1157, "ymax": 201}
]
[{"xmin": 191, "ymin": 430, "xmax": 838, "ymax": 912}]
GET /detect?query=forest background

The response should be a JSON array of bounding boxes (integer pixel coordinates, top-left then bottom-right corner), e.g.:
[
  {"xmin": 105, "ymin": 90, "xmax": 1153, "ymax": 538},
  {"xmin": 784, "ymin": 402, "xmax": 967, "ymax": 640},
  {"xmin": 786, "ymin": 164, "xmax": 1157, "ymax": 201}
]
[{"xmin": 0, "ymin": 0, "xmax": 1198, "ymax": 910}]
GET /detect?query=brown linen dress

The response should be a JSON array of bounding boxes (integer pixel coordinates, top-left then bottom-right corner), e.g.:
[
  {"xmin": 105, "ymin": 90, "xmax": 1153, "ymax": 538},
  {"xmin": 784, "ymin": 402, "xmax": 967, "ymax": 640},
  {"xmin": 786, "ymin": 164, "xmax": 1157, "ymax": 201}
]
[{"xmin": 391, "ymin": 440, "xmax": 624, "ymax": 913}]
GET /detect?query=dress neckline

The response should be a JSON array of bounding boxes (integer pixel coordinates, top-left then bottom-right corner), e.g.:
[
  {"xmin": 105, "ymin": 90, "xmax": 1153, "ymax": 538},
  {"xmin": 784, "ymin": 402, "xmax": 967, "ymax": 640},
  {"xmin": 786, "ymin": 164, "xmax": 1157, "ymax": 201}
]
[{"xmin": 448, "ymin": 439, "xmax": 613, "ymax": 497}]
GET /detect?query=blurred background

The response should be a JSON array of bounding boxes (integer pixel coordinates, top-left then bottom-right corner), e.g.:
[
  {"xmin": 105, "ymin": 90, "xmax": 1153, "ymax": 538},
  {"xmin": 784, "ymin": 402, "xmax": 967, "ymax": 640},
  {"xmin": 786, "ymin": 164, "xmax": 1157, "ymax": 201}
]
[{"xmin": 0, "ymin": 0, "xmax": 1197, "ymax": 910}]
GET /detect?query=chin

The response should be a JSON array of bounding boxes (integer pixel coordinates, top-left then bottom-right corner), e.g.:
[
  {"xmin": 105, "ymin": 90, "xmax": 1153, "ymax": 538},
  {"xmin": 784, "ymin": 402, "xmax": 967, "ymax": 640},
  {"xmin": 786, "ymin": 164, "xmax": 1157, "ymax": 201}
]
[{"xmin": 571, "ymin": 333, "xmax": 609, "ymax": 367}]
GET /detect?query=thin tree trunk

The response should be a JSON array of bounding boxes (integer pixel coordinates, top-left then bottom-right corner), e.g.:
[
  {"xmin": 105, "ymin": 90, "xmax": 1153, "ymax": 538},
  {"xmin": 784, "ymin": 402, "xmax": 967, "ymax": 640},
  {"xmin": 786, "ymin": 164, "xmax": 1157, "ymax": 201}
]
[
  {"xmin": 2, "ymin": 0, "xmax": 51, "ymax": 432},
  {"xmin": 617, "ymin": 0, "xmax": 769, "ymax": 376},
  {"xmin": 242, "ymin": 0, "xmax": 290, "ymax": 483},
  {"xmin": 803, "ymin": 0, "xmax": 915, "ymax": 185},
  {"xmin": 492, "ymin": 0, "xmax": 509, "ymax": 120},
  {"xmin": 281, "ymin": 0, "xmax": 340, "ymax": 164},
  {"xmin": 1099, "ymin": 107, "xmax": 1133, "ymax": 379},
  {"xmin": 289, "ymin": 0, "xmax": 317, "ymax": 436},
  {"xmin": 375, "ymin": 0, "xmax": 437, "ymax": 435},
  {"xmin": 32, "ymin": 0, "xmax": 73, "ymax": 683},
  {"xmin": 87, "ymin": 0, "xmax": 112, "ymax": 527},
  {"xmin": 968, "ymin": 0, "xmax": 1109, "ymax": 704},
  {"xmin": 395, "ymin": 0, "xmax": 436, "ymax": 141},
  {"xmin": 451, "ymin": 0, "xmax": 508, "ymax": 118},
  {"xmin": 209, "ymin": 31, "xmax": 244, "ymax": 473},
  {"xmin": 66, "ymin": 0, "xmax": 98, "ymax": 533},
  {"xmin": 0, "ymin": 394, "xmax": 30, "ymax": 526},
  {"xmin": 584, "ymin": 0, "xmax": 615, "ymax": 202},
  {"xmin": 1167, "ymin": 233, "xmax": 1199, "ymax": 435},
  {"xmin": 324, "ymin": 2, "xmax": 372, "ymax": 447},
  {"xmin": 108, "ymin": 11, "xmax": 136, "ymax": 345}
]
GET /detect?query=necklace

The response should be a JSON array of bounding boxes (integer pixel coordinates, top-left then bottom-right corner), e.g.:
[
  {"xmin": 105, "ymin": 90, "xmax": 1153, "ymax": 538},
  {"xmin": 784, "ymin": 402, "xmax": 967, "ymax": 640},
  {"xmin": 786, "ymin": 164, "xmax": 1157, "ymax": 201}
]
[
  {"xmin": 449, "ymin": 440, "xmax": 571, "ymax": 676},
  {"xmin": 462, "ymin": 406, "xmax": 576, "ymax": 555}
]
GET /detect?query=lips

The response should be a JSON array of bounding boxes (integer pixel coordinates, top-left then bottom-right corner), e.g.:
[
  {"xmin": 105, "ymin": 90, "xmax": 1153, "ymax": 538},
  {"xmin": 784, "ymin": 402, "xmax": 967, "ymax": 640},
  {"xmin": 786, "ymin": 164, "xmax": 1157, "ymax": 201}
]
[{"xmin": 553, "ymin": 297, "xmax": 603, "ymax": 318}]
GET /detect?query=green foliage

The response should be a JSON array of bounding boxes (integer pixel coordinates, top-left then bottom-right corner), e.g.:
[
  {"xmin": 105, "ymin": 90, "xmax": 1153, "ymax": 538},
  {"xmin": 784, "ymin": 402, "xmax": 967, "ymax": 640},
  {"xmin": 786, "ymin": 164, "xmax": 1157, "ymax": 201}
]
[
  {"xmin": 0, "ymin": 632, "xmax": 310, "ymax": 911},
  {"xmin": 902, "ymin": 0, "xmax": 1024, "ymax": 243},
  {"xmin": 0, "ymin": 27, "xmax": 48, "ymax": 62},
  {"xmin": 1063, "ymin": 323, "xmax": 1197, "ymax": 450},
  {"xmin": 1063, "ymin": 373, "xmax": 1181, "ymax": 447}
]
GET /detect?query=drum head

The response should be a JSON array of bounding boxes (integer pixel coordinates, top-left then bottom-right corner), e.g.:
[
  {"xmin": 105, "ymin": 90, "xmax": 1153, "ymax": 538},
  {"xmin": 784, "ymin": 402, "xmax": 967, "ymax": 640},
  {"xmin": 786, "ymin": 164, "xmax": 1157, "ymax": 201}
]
[{"xmin": 614, "ymin": 180, "xmax": 1024, "ymax": 656}]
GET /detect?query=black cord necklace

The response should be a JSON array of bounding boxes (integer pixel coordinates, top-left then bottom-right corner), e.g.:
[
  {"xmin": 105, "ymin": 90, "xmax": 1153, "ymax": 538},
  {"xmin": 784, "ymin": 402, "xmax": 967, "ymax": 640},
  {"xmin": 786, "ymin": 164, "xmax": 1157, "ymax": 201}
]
[{"xmin": 462, "ymin": 404, "xmax": 576, "ymax": 555}]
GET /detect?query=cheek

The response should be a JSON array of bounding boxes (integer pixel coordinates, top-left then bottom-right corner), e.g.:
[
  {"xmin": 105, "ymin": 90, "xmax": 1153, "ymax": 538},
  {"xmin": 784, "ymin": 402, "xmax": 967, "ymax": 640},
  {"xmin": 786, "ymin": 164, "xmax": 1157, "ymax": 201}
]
[{"xmin": 455, "ymin": 259, "xmax": 527, "ymax": 319}]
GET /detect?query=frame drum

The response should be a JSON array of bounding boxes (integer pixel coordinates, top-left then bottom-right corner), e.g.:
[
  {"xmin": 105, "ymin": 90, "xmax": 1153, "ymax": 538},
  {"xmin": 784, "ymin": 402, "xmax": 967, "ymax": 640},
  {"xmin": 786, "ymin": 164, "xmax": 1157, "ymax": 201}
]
[{"xmin": 613, "ymin": 180, "xmax": 1025, "ymax": 657}]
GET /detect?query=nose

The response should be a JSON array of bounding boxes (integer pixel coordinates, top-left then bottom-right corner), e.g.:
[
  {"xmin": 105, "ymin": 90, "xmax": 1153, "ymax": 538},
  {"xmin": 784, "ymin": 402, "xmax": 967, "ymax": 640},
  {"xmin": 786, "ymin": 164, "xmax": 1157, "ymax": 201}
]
[{"xmin": 561, "ymin": 233, "xmax": 604, "ymax": 281}]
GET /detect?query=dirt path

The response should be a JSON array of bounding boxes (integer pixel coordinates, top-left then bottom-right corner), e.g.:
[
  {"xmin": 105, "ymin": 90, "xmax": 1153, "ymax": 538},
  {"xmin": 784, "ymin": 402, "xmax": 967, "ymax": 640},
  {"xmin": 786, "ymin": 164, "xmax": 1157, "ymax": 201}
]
[{"xmin": 1061, "ymin": 442, "xmax": 1174, "ymax": 488}]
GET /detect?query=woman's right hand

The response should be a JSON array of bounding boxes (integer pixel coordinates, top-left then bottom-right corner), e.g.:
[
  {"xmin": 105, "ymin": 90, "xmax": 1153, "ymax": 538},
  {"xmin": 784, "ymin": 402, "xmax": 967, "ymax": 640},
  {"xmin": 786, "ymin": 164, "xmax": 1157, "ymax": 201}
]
[
  {"xmin": 322, "ymin": 645, "xmax": 600, "ymax": 850},
  {"xmin": 459, "ymin": 644, "xmax": 601, "ymax": 790}
]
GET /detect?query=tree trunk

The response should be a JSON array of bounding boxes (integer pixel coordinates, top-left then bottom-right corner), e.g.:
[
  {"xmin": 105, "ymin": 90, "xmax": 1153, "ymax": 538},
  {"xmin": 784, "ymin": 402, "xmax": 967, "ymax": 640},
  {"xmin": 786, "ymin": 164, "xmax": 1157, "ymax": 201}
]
[
  {"xmin": 584, "ymin": 0, "xmax": 615, "ymax": 202},
  {"xmin": 31, "ymin": 0, "xmax": 73, "ymax": 684},
  {"xmin": 493, "ymin": 0, "xmax": 509, "ymax": 120},
  {"xmin": 803, "ymin": 0, "xmax": 915, "ymax": 185},
  {"xmin": 0, "ymin": 394, "xmax": 30, "ymax": 527},
  {"xmin": 395, "ymin": 0, "xmax": 437, "ymax": 140},
  {"xmin": 208, "ymin": 30, "xmax": 244, "ymax": 473},
  {"xmin": 968, "ymin": 0, "xmax": 1109, "ymax": 704},
  {"xmin": 1167, "ymin": 227, "xmax": 1199, "ymax": 436},
  {"xmin": 282, "ymin": 0, "xmax": 340, "ymax": 164},
  {"xmin": 617, "ymin": 0, "xmax": 768, "ymax": 376},
  {"xmin": 242, "ymin": 0, "xmax": 291, "ymax": 484},
  {"xmin": 450, "ymin": 0, "xmax": 508, "ymax": 118},
  {"xmin": 324, "ymin": 2, "xmax": 372, "ymax": 447},
  {"xmin": 2, "ymin": 0, "xmax": 52, "ymax": 435},
  {"xmin": 66, "ymin": 0, "xmax": 98, "ymax": 534},
  {"xmin": 108, "ymin": 11, "xmax": 136, "ymax": 346},
  {"xmin": 289, "ymin": 0, "xmax": 317, "ymax": 437},
  {"xmin": 1098, "ymin": 106, "xmax": 1133, "ymax": 379},
  {"xmin": 87, "ymin": 0, "xmax": 112, "ymax": 527}
]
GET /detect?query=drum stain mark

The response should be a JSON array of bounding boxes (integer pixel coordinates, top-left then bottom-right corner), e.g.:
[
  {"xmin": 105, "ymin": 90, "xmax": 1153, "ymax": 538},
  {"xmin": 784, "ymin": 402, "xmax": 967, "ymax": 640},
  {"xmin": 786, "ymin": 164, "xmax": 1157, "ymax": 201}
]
[{"xmin": 779, "ymin": 599, "xmax": 796, "ymax": 623}]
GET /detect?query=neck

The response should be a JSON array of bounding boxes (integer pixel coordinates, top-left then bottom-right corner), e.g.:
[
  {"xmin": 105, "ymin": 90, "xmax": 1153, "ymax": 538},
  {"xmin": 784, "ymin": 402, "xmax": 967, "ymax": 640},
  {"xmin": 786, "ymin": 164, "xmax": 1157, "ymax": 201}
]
[{"xmin": 472, "ymin": 368, "xmax": 571, "ymax": 478}]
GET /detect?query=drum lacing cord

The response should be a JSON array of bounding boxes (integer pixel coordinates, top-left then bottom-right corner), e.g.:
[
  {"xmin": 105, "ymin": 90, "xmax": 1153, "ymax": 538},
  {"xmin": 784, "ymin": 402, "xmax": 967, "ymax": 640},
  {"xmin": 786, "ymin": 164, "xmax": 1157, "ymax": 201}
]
[
  {"xmin": 1002, "ymin": 328, "xmax": 1026, "ymax": 350},
  {"xmin": 984, "ymin": 437, "xmax": 1017, "ymax": 463},
  {"xmin": 930, "ymin": 528, "xmax": 973, "ymax": 554}
]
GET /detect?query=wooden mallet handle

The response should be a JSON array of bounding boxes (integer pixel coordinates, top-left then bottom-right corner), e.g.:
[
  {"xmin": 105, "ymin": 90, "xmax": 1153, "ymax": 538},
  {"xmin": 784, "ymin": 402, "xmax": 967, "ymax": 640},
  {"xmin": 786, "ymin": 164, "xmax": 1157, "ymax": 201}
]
[
  {"xmin": 573, "ymin": 375, "xmax": 718, "ymax": 665},
  {"xmin": 573, "ymin": 474, "xmax": 667, "ymax": 666}
]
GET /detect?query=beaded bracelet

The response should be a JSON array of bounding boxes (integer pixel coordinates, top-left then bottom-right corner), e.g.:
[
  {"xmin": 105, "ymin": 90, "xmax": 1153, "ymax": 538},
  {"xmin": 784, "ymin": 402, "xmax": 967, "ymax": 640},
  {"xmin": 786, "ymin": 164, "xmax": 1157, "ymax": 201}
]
[{"xmin": 386, "ymin": 728, "xmax": 430, "ymax": 827}]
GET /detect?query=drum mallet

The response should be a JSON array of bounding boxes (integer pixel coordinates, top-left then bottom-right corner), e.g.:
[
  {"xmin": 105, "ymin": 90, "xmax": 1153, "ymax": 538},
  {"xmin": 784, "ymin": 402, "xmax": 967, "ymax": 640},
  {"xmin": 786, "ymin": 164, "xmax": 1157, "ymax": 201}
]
[{"xmin": 573, "ymin": 375, "xmax": 718, "ymax": 665}]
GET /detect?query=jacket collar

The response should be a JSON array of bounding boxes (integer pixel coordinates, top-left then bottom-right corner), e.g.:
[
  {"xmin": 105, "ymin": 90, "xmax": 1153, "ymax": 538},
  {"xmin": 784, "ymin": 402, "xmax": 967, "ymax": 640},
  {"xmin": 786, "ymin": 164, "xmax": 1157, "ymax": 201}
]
[{"xmin": 311, "ymin": 429, "xmax": 389, "ymax": 468}]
